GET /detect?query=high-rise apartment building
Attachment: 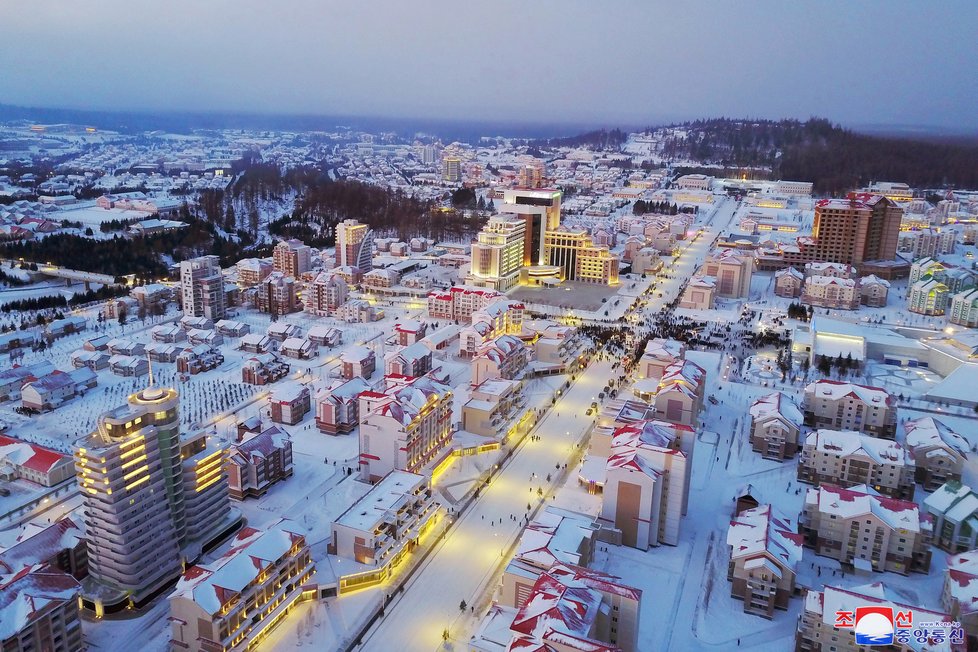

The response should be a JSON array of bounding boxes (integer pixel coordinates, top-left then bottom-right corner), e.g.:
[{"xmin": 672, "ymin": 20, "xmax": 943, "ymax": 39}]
[
  {"xmin": 180, "ymin": 256, "xmax": 226, "ymax": 320},
  {"xmin": 517, "ymin": 161, "xmax": 544, "ymax": 188},
  {"xmin": 336, "ymin": 219, "xmax": 374, "ymax": 272},
  {"xmin": 468, "ymin": 214, "xmax": 527, "ymax": 291},
  {"xmin": 783, "ymin": 194, "xmax": 902, "ymax": 271},
  {"xmin": 74, "ymin": 380, "xmax": 234, "ymax": 613},
  {"xmin": 256, "ymin": 272, "xmax": 298, "ymax": 316},
  {"xmin": 273, "ymin": 239, "xmax": 311, "ymax": 278},
  {"xmin": 442, "ymin": 157, "xmax": 462, "ymax": 183},
  {"xmin": 305, "ymin": 270, "xmax": 348, "ymax": 316}
]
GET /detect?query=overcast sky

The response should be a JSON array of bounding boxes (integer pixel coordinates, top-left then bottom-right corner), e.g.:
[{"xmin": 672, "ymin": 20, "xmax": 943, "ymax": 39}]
[{"xmin": 2, "ymin": 1, "xmax": 976, "ymax": 130}]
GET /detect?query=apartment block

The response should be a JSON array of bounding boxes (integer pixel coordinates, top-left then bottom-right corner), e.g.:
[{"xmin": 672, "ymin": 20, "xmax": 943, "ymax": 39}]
[
  {"xmin": 798, "ymin": 429, "xmax": 915, "ymax": 499},
  {"xmin": 180, "ymin": 256, "xmax": 226, "ymax": 320},
  {"xmin": 461, "ymin": 378, "xmax": 524, "ymax": 438},
  {"xmin": 925, "ymin": 482, "xmax": 978, "ymax": 553},
  {"xmin": 330, "ymin": 470, "xmax": 440, "ymax": 571},
  {"xmin": 315, "ymin": 377, "xmax": 371, "ymax": 435},
  {"xmin": 426, "ymin": 285, "xmax": 503, "ymax": 322},
  {"xmin": 799, "ymin": 484, "xmax": 932, "ymax": 575},
  {"xmin": 384, "ymin": 342, "xmax": 433, "ymax": 378},
  {"xmin": 950, "ymin": 288, "xmax": 978, "ymax": 327},
  {"xmin": 802, "ymin": 380, "xmax": 897, "ymax": 439},
  {"xmin": 471, "ymin": 334, "xmax": 529, "ymax": 386},
  {"xmin": 0, "ymin": 565, "xmax": 82, "ymax": 652},
  {"xmin": 358, "ymin": 373, "xmax": 453, "ymax": 482},
  {"xmin": 227, "ymin": 426, "xmax": 294, "ymax": 500},
  {"xmin": 801, "ymin": 276, "xmax": 860, "ymax": 310},
  {"xmin": 169, "ymin": 520, "xmax": 314, "ymax": 652},
  {"xmin": 256, "ymin": 272, "xmax": 298, "ymax": 316},
  {"xmin": 272, "ymin": 238, "xmax": 311, "ymax": 278},
  {"xmin": 340, "ymin": 345, "xmax": 376, "ymax": 380},
  {"xmin": 748, "ymin": 391, "xmax": 803, "ymax": 460},
  {"xmin": 598, "ymin": 421, "xmax": 690, "ymax": 548},
  {"xmin": 305, "ymin": 271, "xmax": 348, "ymax": 316},
  {"xmin": 637, "ymin": 338, "xmax": 685, "ymax": 381},
  {"xmin": 727, "ymin": 504, "xmax": 803, "ymax": 619},
  {"xmin": 702, "ymin": 249, "xmax": 754, "ymax": 298},
  {"xmin": 774, "ymin": 267, "xmax": 804, "ymax": 298},
  {"xmin": 943, "ymin": 550, "xmax": 978, "ymax": 649},
  {"xmin": 905, "ymin": 417, "xmax": 969, "ymax": 490},
  {"xmin": 908, "ymin": 277, "xmax": 950, "ymax": 315},
  {"xmin": 795, "ymin": 583, "xmax": 960, "ymax": 652}
]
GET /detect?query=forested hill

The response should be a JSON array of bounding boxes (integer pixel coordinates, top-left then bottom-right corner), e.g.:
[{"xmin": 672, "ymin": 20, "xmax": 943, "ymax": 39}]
[{"xmin": 655, "ymin": 118, "xmax": 978, "ymax": 194}]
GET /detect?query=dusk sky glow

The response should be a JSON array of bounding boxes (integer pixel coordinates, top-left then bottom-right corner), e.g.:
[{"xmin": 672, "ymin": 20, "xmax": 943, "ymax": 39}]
[{"xmin": 2, "ymin": 0, "xmax": 976, "ymax": 130}]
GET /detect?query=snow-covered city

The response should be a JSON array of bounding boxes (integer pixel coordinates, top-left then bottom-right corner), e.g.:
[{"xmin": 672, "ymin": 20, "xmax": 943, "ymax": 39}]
[{"xmin": 2, "ymin": 3, "xmax": 978, "ymax": 652}]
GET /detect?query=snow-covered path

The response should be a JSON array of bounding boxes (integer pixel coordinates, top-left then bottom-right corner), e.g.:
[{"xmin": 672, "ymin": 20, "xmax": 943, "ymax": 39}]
[{"xmin": 358, "ymin": 361, "xmax": 614, "ymax": 651}]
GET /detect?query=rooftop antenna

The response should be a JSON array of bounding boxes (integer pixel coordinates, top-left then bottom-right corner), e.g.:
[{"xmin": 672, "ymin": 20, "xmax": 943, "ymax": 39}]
[{"xmin": 142, "ymin": 353, "xmax": 164, "ymax": 400}]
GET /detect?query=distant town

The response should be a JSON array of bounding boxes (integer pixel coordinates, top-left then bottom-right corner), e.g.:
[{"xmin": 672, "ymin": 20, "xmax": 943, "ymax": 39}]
[{"xmin": 2, "ymin": 116, "xmax": 978, "ymax": 652}]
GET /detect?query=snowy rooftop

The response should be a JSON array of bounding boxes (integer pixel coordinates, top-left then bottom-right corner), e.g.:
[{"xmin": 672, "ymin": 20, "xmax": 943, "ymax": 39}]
[
  {"xmin": 514, "ymin": 507, "xmax": 598, "ymax": 571},
  {"xmin": 0, "ymin": 565, "xmax": 80, "ymax": 641},
  {"xmin": 904, "ymin": 417, "xmax": 969, "ymax": 457},
  {"xmin": 727, "ymin": 504, "xmax": 803, "ymax": 570},
  {"xmin": 334, "ymin": 470, "xmax": 427, "ymax": 532},
  {"xmin": 0, "ymin": 517, "xmax": 83, "ymax": 574},
  {"xmin": 946, "ymin": 551, "xmax": 978, "ymax": 615},
  {"xmin": 806, "ymin": 484, "xmax": 926, "ymax": 533},
  {"xmin": 0, "ymin": 434, "xmax": 71, "ymax": 474},
  {"xmin": 804, "ymin": 429, "xmax": 909, "ymax": 466},
  {"xmin": 170, "ymin": 519, "xmax": 305, "ymax": 615},
  {"xmin": 641, "ymin": 337, "xmax": 684, "ymax": 361},
  {"xmin": 804, "ymin": 379, "xmax": 893, "ymax": 406},
  {"xmin": 749, "ymin": 391, "xmax": 803, "ymax": 425},
  {"xmin": 809, "ymin": 583, "xmax": 952, "ymax": 652}
]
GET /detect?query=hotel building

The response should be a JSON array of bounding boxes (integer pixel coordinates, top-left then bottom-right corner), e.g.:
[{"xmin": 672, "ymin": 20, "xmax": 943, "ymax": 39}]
[{"xmin": 74, "ymin": 381, "xmax": 236, "ymax": 613}]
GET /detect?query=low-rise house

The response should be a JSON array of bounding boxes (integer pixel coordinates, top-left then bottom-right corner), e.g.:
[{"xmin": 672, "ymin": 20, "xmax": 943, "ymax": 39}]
[
  {"xmin": 727, "ymin": 504, "xmax": 803, "ymax": 619},
  {"xmin": 176, "ymin": 345, "xmax": 224, "ymax": 375},
  {"xmin": 802, "ymin": 380, "xmax": 897, "ymax": 439},
  {"xmin": 238, "ymin": 332, "xmax": 272, "ymax": 353},
  {"xmin": 0, "ymin": 361, "xmax": 55, "ymax": 402},
  {"xmin": 145, "ymin": 342, "xmax": 181, "ymax": 363},
  {"xmin": 106, "ymin": 338, "xmax": 145, "ymax": 357},
  {"xmin": 307, "ymin": 324, "xmax": 341, "ymax": 347},
  {"xmin": 83, "ymin": 335, "xmax": 110, "ymax": 351},
  {"xmin": 748, "ymin": 391, "xmax": 803, "ymax": 460},
  {"xmin": 151, "ymin": 324, "xmax": 185, "ymax": 343},
  {"xmin": 269, "ymin": 382, "xmax": 311, "ymax": 425},
  {"xmin": 168, "ymin": 520, "xmax": 314, "ymax": 652},
  {"xmin": 315, "ymin": 377, "xmax": 371, "ymax": 434},
  {"xmin": 926, "ymin": 482, "xmax": 978, "ymax": 553},
  {"xmin": 108, "ymin": 354, "xmax": 149, "ymax": 377},
  {"xmin": 798, "ymin": 429, "xmax": 915, "ymax": 500},
  {"xmin": 266, "ymin": 321, "xmax": 301, "ymax": 342},
  {"xmin": 800, "ymin": 484, "xmax": 932, "ymax": 574},
  {"xmin": 227, "ymin": 426, "xmax": 294, "ymax": 500},
  {"xmin": 215, "ymin": 319, "xmax": 249, "ymax": 338},
  {"xmin": 179, "ymin": 315, "xmax": 213, "ymax": 331},
  {"xmin": 0, "ymin": 330, "xmax": 37, "ymax": 354},
  {"xmin": 187, "ymin": 328, "xmax": 222, "ymax": 347},
  {"xmin": 21, "ymin": 368, "xmax": 97, "ymax": 412},
  {"xmin": 905, "ymin": 417, "xmax": 969, "ymax": 490},
  {"xmin": 0, "ymin": 435, "xmax": 75, "ymax": 486},
  {"xmin": 393, "ymin": 319, "xmax": 427, "ymax": 345},
  {"xmin": 43, "ymin": 316, "xmax": 86, "ymax": 339},
  {"xmin": 69, "ymin": 349, "xmax": 111, "ymax": 371},
  {"xmin": 241, "ymin": 354, "xmax": 289, "ymax": 385},
  {"xmin": 279, "ymin": 337, "xmax": 316, "ymax": 360}
]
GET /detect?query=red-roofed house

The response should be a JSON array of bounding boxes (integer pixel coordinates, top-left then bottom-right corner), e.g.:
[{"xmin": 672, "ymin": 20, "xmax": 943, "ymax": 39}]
[{"xmin": 0, "ymin": 435, "xmax": 75, "ymax": 486}]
